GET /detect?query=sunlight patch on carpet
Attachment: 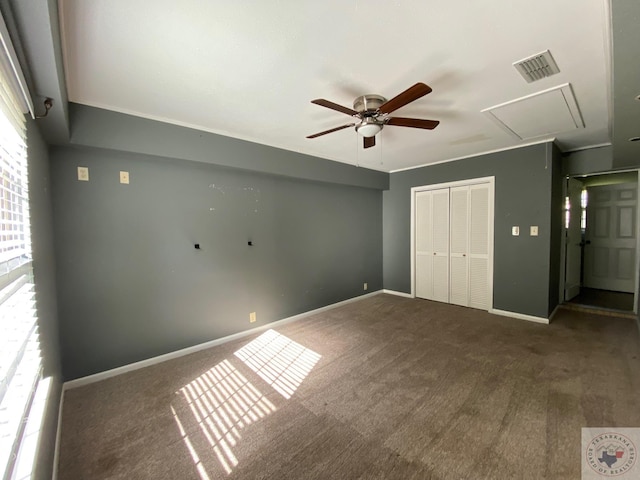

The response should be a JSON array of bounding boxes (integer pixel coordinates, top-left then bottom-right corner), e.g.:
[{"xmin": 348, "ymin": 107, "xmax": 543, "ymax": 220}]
[
  {"xmin": 175, "ymin": 359, "xmax": 276, "ymax": 476},
  {"xmin": 234, "ymin": 329, "xmax": 321, "ymax": 399},
  {"xmin": 171, "ymin": 405, "xmax": 212, "ymax": 480}
]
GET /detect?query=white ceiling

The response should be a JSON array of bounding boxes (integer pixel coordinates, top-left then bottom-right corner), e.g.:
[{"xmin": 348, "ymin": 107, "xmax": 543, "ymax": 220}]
[{"xmin": 59, "ymin": 0, "xmax": 611, "ymax": 173}]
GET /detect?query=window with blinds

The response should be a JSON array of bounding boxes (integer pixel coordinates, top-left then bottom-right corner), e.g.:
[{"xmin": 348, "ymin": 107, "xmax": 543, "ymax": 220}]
[{"xmin": 0, "ymin": 47, "xmax": 41, "ymax": 479}]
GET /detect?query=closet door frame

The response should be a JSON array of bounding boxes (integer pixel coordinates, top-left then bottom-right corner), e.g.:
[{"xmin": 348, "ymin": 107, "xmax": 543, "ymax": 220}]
[{"xmin": 410, "ymin": 176, "xmax": 495, "ymax": 312}]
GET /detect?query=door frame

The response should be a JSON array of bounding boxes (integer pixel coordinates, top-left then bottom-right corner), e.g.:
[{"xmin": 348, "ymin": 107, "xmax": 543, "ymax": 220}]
[
  {"xmin": 563, "ymin": 177, "xmax": 583, "ymax": 301},
  {"xmin": 410, "ymin": 176, "xmax": 495, "ymax": 311},
  {"xmin": 558, "ymin": 169, "xmax": 640, "ymax": 313}
]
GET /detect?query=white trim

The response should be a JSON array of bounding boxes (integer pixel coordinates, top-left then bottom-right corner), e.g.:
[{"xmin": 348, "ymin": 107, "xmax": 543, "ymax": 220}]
[
  {"xmin": 411, "ymin": 176, "xmax": 495, "ymax": 192},
  {"xmin": 635, "ymin": 177, "xmax": 640, "ymax": 315},
  {"xmin": 490, "ymin": 308, "xmax": 550, "ymax": 324},
  {"xmin": 487, "ymin": 182, "xmax": 495, "ymax": 313},
  {"xmin": 410, "ymin": 188, "xmax": 417, "ymax": 299},
  {"xmin": 0, "ymin": 11, "xmax": 34, "ymax": 117},
  {"xmin": 389, "ymin": 139, "xmax": 555, "ymax": 173},
  {"xmin": 382, "ymin": 289, "xmax": 413, "ymax": 298},
  {"xmin": 51, "ymin": 387, "xmax": 64, "ymax": 480},
  {"xmin": 410, "ymin": 176, "xmax": 495, "ymax": 312},
  {"xmin": 63, "ymin": 291, "xmax": 382, "ymax": 390}
]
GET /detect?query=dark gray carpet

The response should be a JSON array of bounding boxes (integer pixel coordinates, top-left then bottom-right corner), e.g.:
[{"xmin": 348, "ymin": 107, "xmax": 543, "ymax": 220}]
[{"xmin": 57, "ymin": 294, "xmax": 640, "ymax": 479}]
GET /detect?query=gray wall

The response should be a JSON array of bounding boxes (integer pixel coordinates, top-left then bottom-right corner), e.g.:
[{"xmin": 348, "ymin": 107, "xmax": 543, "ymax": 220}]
[
  {"xmin": 69, "ymin": 103, "xmax": 388, "ymax": 191},
  {"xmin": 611, "ymin": 0, "xmax": 640, "ymax": 169},
  {"xmin": 26, "ymin": 118, "xmax": 62, "ymax": 479},
  {"xmin": 562, "ymin": 145, "xmax": 614, "ymax": 176},
  {"xmin": 50, "ymin": 145, "xmax": 383, "ymax": 380},
  {"xmin": 383, "ymin": 142, "xmax": 557, "ymax": 319}
]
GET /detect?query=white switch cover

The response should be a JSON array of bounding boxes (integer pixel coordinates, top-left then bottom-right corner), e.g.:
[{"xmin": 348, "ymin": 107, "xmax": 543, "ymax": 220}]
[
  {"xmin": 120, "ymin": 171, "xmax": 130, "ymax": 184},
  {"xmin": 530, "ymin": 226, "xmax": 539, "ymax": 236},
  {"xmin": 77, "ymin": 166, "xmax": 89, "ymax": 181},
  {"xmin": 512, "ymin": 226, "xmax": 520, "ymax": 236}
]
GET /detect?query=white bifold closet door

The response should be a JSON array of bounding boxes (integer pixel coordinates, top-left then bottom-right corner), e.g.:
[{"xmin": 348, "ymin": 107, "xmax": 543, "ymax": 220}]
[
  {"xmin": 415, "ymin": 191, "xmax": 433, "ymax": 299},
  {"xmin": 415, "ymin": 182, "xmax": 490, "ymax": 310},
  {"xmin": 415, "ymin": 188, "xmax": 449, "ymax": 302},
  {"xmin": 468, "ymin": 184, "xmax": 490, "ymax": 309},
  {"xmin": 449, "ymin": 186, "xmax": 469, "ymax": 306}
]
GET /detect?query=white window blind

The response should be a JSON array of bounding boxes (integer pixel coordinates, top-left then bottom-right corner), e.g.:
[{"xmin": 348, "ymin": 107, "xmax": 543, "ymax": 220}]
[{"xmin": 0, "ymin": 34, "xmax": 41, "ymax": 480}]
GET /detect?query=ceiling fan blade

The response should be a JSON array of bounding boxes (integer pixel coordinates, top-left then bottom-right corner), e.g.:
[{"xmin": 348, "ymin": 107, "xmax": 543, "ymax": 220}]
[
  {"xmin": 306, "ymin": 123, "xmax": 355, "ymax": 139},
  {"xmin": 311, "ymin": 99, "xmax": 358, "ymax": 116},
  {"xmin": 386, "ymin": 117, "xmax": 440, "ymax": 130},
  {"xmin": 378, "ymin": 83, "xmax": 433, "ymax": 114},
  {"xmin": 363, "ymin": 136, "xmax": 376, "ymax": 149}
]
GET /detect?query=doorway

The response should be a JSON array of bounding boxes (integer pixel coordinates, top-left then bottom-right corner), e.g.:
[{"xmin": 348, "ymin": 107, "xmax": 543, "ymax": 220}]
[{"xmin": 561, "ymin": 171, "xmax": 639, "ymax": 313}]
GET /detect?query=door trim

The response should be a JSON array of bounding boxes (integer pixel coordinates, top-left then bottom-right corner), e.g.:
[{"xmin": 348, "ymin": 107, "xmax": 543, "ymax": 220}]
[{"xmin": 410, "ymin": 176, "xmax": 495, "ymax": 311}]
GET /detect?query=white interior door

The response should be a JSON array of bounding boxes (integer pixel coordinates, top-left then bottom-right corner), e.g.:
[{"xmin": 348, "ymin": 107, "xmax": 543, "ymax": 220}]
[
  {"xmin": 415, "ymin": 188, "xmax": 450, "ymax": 302},
  {"xmin": 450, "ymin": 186, "xmax": 469, "ymax": 306},
  {"xmin": 432, "ymin": 189, "xmax": 450, "ymax": 303},
  {"xmin": 415, "ymin": 191, "xmax": 433, "ymax": 299},
  {"xmin": 583, "ymin": 183, "xmax": 637, "ymax": 293},
  {"xmin": 564, "ymin": 178, "xmax": 583, "ymax": 301},
  {"xmin": 469, "ymin": 184, "xmax": 490, "ymax": 309}
]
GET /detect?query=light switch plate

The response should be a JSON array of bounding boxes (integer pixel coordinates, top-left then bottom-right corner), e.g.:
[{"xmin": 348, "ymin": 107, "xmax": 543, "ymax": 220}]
[
  {"xmin": 530, "ymin": 226, "xmax": 539, "ymax": 236},
  {"xmin": 120, "ymin": 171, "xmax": 130, "ymax": 184},
  {"xmin": 77, "ymin": 166, "xmax": 89, "ymax": 181},
  {"xmin": 512, "ymin": 226, "xmax": 520, "ymax": 236}
]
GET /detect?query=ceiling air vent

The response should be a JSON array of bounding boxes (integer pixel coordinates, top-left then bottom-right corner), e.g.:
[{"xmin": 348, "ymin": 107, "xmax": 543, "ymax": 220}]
[{"xmin": 513, "ymin": 50, "xmax": 560, "ymax": 83}]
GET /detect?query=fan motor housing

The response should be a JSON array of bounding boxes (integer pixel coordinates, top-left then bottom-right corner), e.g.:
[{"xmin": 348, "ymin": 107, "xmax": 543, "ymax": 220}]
[{"xmin": 353, "ymin": 94, "xmax": 387, "ymax": 115}]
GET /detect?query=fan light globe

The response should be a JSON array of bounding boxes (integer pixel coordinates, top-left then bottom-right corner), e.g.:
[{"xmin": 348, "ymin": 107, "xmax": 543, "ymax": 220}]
[{"xmin": 356, "ymin": 122, "xmax": 382, "ymax": 138}]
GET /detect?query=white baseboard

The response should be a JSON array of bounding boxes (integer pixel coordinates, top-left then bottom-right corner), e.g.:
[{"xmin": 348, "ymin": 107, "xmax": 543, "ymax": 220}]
[
  {"xmin": 490, "ymin": 308, "xmax": 550, "ymax": 325},
  {"xmin": 63, "ymin": 290, "xmax": 383, "ymax": 390},
  {"xmin": 52, "ymin": 386, "xmax": 64, "ymax": 480},
  {"xmin": 382, "ymin": 289, "xmax": 413, "ymax": 298}
]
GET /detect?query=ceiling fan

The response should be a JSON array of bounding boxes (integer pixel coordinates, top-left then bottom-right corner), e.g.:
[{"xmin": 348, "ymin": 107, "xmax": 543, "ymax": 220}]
[{"xmin": 306, "ymin": 82, "xmax": 440, "ymax": 149}]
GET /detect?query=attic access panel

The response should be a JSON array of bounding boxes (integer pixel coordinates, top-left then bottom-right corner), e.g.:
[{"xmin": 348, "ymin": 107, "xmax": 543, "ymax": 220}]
[{"xmin": 481, "ymin": 83, "xmax": 584, "ymax": 140}]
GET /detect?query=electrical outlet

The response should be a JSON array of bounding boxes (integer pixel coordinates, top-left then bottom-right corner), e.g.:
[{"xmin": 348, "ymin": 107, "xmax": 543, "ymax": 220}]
[
  {"xmin": 512, "ymin": 226, "xmax": 520, "ymax": 236},
  {"xmin": 120, "ymin": 171, "xmax": 130, "ymax": 184},
  {"xmin": 363, "ymin": 282, "xmax": 368, "ymax": 291},
  {"xmin": 77, "ymin": 166, "xmax": 89, "ymax": 181},
  {"xmin": 249, "ymin": 312, "xmax": 256, "ymax": 323}
]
